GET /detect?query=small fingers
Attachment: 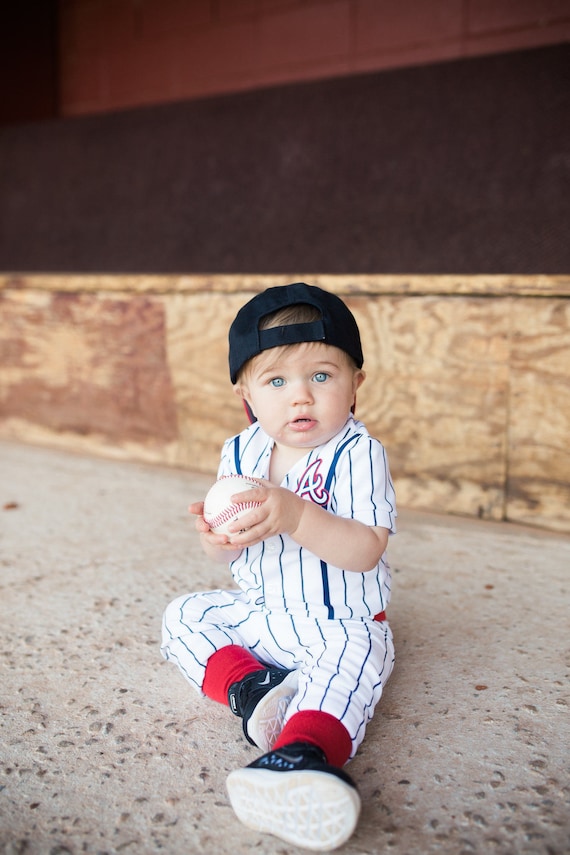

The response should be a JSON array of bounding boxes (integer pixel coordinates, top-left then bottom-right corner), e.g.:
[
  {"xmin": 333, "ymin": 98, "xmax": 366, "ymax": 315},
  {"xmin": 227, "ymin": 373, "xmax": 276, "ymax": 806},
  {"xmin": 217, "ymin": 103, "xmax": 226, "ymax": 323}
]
[
  {"xmin": 226, "ymin": 506, "xmax": 263, "ymax": 534},
  {"xmin": 230, "ymin": 485, "xmax": 267, "ymax": 505},
  {"xmin": 195, "ymin": 516, "xmax": 210, "ymax": 533}
]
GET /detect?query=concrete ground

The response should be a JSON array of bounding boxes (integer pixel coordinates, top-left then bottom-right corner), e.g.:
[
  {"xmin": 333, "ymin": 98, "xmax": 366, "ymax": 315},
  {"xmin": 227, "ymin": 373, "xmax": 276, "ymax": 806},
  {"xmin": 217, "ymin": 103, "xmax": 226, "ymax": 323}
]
[{"xmin": 0, "ymin": 440, "xmax": 568, "ymax": 855}]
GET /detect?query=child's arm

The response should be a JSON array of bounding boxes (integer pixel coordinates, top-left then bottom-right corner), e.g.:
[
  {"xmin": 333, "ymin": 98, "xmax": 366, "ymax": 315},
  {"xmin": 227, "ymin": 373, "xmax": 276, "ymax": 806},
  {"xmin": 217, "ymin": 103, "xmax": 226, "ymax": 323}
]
[
  {"xmin": 224, "ymin": 485, "xmax": 388, "ymax": 573},
  {"xmin": 189, "ymin": 501, "xmax": 243, "ymax": 564}
]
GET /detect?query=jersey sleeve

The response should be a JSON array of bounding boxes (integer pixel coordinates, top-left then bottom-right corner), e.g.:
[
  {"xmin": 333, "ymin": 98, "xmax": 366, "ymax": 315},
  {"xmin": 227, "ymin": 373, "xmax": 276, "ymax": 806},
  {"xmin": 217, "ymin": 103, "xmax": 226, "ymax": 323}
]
[
  {"xmin": 331, "ymin": 435, "xmax": 397, "ymax": 532},
  {"xmin": 216, "ymin": 437, "xmax": 236, "ymax": 478}
]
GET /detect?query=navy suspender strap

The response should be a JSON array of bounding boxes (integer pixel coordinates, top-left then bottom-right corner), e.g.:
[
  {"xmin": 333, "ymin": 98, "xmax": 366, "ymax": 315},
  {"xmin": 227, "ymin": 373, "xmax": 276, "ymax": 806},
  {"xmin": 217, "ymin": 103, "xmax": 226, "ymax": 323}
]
[
  {"xmin": 233, "ymin": 437, "xmax": 242, "ymax": 474},
  {"xmin": 320, "ymin": 434, "xmax": 360, "ymax": 619}
]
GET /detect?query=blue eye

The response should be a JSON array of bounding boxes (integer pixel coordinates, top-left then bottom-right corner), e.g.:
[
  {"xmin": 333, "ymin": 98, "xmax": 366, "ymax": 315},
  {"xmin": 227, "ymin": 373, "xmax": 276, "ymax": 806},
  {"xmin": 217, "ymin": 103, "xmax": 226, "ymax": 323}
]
[
  {"xmin": 270, "ymin": 377, "xmax": 285, "ymax": 387},
  {"xmin": 313, "ymin": 372, "xmax": 328, "ymax": 383}
]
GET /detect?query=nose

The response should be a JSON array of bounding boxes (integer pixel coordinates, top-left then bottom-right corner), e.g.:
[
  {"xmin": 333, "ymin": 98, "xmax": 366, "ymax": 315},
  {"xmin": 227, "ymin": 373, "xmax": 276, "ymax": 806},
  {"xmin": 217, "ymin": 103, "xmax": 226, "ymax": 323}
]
[{"xmin": 290, "ymin": 379, "xmax": 314, "ymax": 405}]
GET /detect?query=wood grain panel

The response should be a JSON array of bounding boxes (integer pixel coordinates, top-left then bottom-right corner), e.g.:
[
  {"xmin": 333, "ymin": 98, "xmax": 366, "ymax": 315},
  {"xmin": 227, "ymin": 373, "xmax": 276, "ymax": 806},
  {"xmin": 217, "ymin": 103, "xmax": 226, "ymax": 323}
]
[
  {"xmin": 0, "ymin": 289, "xmax": 177, "ymax": 449},
  {"xmin": 1, "ymin": 275, "xmax": 568, "ymax": 532},
  {"xmin": 352, "ymin": 295, "xmax": 510, "ymax": 519},
  {"xmin": 508, "ymin": 299, "xmax": 570, "ymax": 531},
  {"xmin": 164, "ymin": 292, "xmax": 248, "ymax": 473}
]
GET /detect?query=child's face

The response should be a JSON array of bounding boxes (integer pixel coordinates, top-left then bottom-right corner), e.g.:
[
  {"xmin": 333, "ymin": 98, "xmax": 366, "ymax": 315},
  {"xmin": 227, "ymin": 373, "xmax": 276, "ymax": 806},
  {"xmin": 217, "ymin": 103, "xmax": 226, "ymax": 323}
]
[{"xmin": 236, "ymin": 342, "xmax": 365, "ymax": 452}]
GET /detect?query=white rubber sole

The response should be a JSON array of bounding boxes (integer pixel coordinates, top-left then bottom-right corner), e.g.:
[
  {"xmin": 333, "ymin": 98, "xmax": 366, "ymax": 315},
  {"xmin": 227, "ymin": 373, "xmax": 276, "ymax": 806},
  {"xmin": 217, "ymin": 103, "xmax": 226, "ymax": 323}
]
[
  {"xmin": 226, "ymin": 766, "xmax": 361, "ymax": 852},
  {"xmin": 246, "ymin": 670, "xmax": 299, "ymax": 752}
]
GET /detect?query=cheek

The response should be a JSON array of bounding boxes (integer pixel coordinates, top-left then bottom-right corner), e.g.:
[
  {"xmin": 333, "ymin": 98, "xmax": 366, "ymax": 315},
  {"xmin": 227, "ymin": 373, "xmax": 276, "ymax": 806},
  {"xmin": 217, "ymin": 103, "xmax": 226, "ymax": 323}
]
[{"xmin": 249, "ymin": 388, "xmax": 276, "ymax": 415}]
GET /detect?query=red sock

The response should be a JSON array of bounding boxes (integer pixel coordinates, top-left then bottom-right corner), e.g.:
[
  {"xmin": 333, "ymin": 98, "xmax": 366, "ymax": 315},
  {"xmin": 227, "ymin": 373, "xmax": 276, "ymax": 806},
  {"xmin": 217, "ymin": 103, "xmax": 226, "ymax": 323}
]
[
  {"xmin": 272, "ymin": 710, "xmax": 352, "ymax": 767},
  {"xmin": 202, "ymin": 645, "xmax": 263, "ymax": 705}
]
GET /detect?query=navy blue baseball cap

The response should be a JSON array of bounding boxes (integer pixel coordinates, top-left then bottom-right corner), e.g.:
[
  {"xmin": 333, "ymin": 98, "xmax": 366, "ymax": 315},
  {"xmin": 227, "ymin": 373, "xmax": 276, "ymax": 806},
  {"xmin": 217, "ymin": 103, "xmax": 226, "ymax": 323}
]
[{"xmin": 229, "ymin": 282, "xmax": 363, "ymax": 384}]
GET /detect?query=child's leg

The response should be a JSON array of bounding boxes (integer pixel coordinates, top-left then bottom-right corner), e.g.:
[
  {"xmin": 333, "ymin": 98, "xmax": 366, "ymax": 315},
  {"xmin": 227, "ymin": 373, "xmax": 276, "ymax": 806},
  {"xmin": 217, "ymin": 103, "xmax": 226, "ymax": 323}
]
[
  {"xmin": 272, "ymin": 709, "xmax": 352, "ymax": 767},
  {"xmin": 226, "ymin": 722, "xmax": 360, "ymax": 851},
  {"xmin": 160, "ymin": 589, "xmax": 257, "ymax": 693},
  {"xmin": 225, "ymin": 619, "xmax": 394, "ymax": 850},
  {"xmin": 162, "ymin": 591, "xmax": 299, "ymax": 750},
  {"xmin": 201, "ymin": 645, "xmax": 264, "ymax": 704},
  {"xmin": 284, "ymin": 618, "xmax": 395, "ymax": 759}
]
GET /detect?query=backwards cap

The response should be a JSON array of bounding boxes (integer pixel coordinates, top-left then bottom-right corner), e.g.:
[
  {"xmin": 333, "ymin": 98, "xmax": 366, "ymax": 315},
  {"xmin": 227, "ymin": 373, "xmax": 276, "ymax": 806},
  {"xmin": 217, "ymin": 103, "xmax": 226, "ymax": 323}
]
[{"xmin": 228, "ymin": 282, "xmax": 364, "ymax": 384}]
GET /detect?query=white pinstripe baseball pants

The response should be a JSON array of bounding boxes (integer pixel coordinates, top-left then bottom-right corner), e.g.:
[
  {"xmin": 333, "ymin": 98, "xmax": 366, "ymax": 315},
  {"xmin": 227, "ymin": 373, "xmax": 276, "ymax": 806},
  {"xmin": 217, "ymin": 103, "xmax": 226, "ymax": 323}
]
[{"xmin": 161, "ymin": 588, "xmax": 395, "ymax": 757}]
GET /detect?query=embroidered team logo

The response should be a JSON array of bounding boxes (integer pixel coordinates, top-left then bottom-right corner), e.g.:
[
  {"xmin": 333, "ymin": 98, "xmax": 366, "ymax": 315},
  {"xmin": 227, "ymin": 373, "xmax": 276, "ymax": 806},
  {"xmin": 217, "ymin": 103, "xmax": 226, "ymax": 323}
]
[{"xmin": 295, "ymin": 460, "xmax": 329, "ymax": 506}]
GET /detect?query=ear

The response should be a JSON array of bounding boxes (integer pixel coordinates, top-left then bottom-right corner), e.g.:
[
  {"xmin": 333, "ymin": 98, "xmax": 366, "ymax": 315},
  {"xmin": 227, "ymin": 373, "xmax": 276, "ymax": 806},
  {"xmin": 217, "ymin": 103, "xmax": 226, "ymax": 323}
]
[
  {"xmin": 352, "ymin": 370, "xmax": 366, "ymax": 414},
  {"xmin": 354, "ymin": 369, "xmax": 366, "ymax": 390},
  {"xmin": 233, "ymin": 383, "xmax": 256, "ymax": 424},
  {"xmin": 353, "ymin": 370, "xmax": 366, "ymax": 397}
]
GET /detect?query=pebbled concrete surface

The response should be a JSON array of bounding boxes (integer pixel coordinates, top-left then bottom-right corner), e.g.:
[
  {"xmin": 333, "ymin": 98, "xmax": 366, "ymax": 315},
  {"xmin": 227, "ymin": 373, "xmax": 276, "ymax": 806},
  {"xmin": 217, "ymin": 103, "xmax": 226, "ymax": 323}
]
[{"xmin": 1, "ymin": 440, "xmax": 568, "ymax": 855}]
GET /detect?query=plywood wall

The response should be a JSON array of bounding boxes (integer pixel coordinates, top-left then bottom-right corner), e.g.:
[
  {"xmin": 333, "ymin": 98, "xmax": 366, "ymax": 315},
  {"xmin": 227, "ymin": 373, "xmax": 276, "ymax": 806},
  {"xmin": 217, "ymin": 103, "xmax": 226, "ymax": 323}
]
[{"xmin": 1, "ymin": 274, "xmax": 568, "ymax": 533}]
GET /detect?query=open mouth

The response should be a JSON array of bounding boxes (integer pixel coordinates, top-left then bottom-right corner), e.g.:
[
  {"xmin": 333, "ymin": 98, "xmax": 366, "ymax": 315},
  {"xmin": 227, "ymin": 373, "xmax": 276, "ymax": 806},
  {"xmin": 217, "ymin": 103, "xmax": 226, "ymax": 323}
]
[{"xmin": 290, "ymin": 417, "xmax": 316, "ymax": 431}]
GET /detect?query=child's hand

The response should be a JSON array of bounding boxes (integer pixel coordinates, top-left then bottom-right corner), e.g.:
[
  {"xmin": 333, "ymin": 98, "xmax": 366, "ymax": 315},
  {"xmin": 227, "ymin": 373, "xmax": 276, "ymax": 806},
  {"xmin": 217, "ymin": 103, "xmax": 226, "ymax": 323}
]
[
  {"xmin": 224, "ymin": 483, "xmax": 305, "ymax": 547},
  {"xmin": 188, "ymin": 500, "xmax": 243, "ymax": 557}
]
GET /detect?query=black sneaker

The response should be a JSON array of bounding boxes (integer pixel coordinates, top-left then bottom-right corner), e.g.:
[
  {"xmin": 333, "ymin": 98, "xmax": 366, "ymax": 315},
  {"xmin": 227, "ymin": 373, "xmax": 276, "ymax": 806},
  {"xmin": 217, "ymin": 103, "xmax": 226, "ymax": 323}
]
[
  {"xmin": 226, "ymin": 742, "xmax": 361, "ymax": 851},
  {"xmin": 228, "ymin": 668, "xmax": 298, "ymax": 751}
]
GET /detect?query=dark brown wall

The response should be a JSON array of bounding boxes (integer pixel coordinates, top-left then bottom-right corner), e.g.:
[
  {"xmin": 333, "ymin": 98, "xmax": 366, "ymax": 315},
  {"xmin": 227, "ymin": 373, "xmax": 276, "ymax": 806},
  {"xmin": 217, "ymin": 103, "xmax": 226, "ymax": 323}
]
[
  {"xmin": 0, "ymin": 2, "xmax": 58, "ymax": 126},
  {"xmin": 0, "ymin": 45, "xmax": 568, "ymax": 274}
]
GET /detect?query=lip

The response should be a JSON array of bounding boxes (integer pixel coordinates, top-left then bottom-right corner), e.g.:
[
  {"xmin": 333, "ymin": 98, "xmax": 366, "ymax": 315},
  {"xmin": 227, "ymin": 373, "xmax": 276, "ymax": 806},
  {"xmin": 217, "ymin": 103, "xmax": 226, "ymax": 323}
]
[{"xmin": 288, "ymin": 417, "xmax": 317, "ymax": 432}]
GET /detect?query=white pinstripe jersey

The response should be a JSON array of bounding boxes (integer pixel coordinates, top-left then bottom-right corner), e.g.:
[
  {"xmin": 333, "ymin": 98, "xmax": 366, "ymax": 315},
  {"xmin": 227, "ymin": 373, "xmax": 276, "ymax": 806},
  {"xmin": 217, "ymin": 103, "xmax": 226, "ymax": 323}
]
[{"xmin": 217, "ymin": 414, "xmax": 397, "ymax": 621}]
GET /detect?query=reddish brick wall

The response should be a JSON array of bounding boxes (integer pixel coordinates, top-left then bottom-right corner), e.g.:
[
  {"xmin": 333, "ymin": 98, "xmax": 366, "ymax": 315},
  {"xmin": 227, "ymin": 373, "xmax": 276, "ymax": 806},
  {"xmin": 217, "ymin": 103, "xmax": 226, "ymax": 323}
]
[{"xmin": 59, "ymin": 0, "xmax": 570, "ymax": 117}]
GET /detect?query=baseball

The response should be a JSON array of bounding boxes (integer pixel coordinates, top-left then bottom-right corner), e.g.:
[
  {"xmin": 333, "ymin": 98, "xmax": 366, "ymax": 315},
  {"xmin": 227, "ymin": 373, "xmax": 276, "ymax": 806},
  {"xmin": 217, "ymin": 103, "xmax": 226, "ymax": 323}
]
[{"xmin": 203, "ymin": 475, "xmax": 261, "ymax": 536}]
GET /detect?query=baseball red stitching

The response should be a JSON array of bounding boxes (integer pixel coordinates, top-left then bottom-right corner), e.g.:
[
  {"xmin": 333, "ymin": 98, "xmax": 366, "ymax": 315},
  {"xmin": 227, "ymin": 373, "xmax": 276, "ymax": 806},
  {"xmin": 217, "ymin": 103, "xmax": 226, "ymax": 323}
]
[{"xmin": 205, "ymin": 500, "xmax": 258, "ymax": 530}]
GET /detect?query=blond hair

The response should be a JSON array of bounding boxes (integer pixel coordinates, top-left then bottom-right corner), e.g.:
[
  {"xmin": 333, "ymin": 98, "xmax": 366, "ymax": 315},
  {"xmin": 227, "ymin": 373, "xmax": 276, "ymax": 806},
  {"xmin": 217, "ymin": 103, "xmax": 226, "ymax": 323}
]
[{"xmin": 258, "ymin": 303, "xmax": 321, "ymax": 331}]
